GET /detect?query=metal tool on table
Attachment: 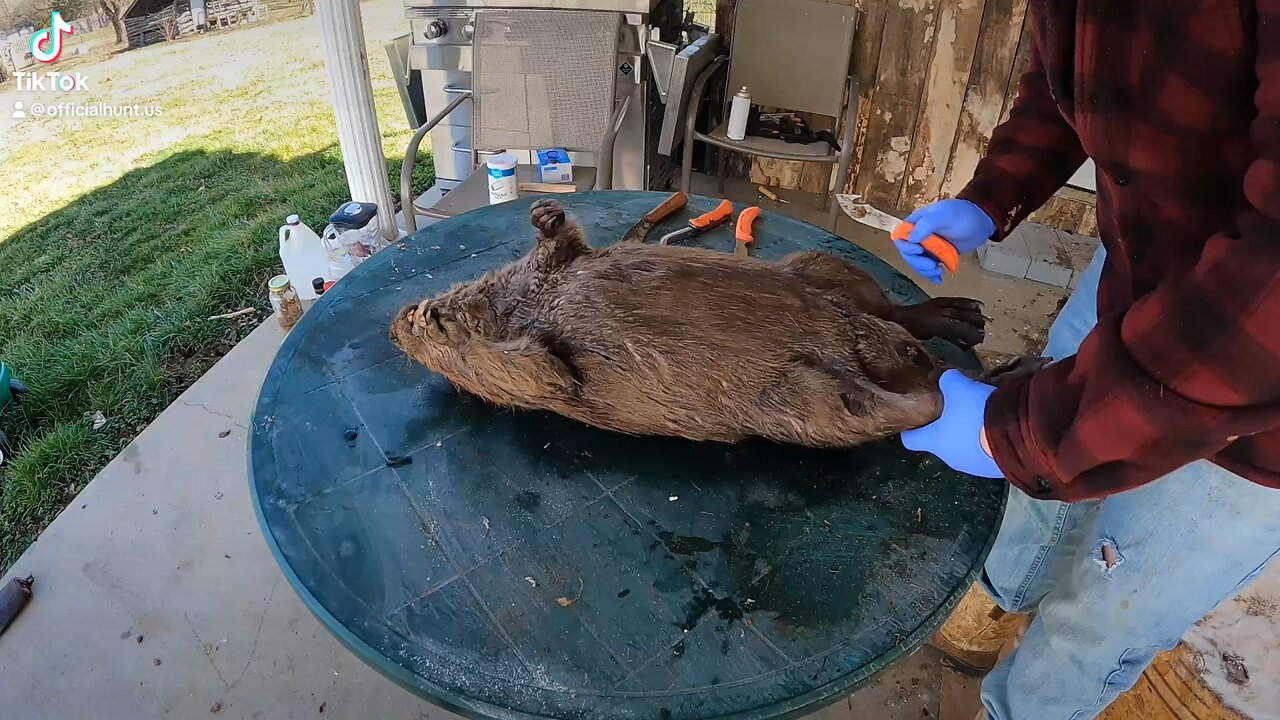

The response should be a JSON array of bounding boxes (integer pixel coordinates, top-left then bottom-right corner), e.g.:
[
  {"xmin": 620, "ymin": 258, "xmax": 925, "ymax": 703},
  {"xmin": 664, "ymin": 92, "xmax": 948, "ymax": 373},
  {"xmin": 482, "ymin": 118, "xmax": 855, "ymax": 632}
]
[
  {"xmin": 735, "ymin": 206, "xmax": 761, "ymax": 256},
  {"xmin": 659, "ymin": 199, "xmax": 734, "ymax": 245},
  {"xmin": 838, "ymin": 194, "xmax": 961, "ymax": 274},
  {"xmin": 620, "ymin": 191, "xmax": 689, "ymax": 243}
]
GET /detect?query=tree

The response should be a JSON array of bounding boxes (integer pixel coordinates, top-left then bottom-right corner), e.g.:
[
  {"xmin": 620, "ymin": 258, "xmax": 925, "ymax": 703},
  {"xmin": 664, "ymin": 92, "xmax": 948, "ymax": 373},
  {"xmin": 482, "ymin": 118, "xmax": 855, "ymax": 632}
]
[
  {"xmin": 98, "ymin": 0, "xmax": 127, "ymax": 44},
  {"xmin": 0, "ymin": 0, "xmax": 46, "ymax": 31},
  {"xmin": 39, "ymin": 1, "xmax": 96, "ymax": 17}
]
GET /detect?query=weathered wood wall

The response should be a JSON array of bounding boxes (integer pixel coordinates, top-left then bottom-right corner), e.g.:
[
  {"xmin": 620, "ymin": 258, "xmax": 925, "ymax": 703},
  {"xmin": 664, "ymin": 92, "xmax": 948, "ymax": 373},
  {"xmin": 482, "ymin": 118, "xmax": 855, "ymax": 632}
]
[
  {"xmin": 732, "ymin": 0, "xmax": 1096, "ymax": 236},
  {"xmin": 126, "ymin": 0, "xmax": 270, "ymax": 48}
]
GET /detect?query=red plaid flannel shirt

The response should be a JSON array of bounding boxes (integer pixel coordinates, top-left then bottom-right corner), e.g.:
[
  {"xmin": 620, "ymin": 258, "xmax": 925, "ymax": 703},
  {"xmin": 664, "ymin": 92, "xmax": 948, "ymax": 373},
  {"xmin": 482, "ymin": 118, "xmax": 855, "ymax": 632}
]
[{"xmin": 958, "ymin": 0, "xmax": 1280, "ymax": 501}]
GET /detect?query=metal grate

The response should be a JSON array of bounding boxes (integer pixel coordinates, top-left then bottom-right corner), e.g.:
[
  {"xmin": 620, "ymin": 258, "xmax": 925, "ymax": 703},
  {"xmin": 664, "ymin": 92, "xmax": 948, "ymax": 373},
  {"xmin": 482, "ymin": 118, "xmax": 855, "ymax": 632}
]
[{"xmin": 471, "ymin": 9, "xmax": 620, "ymax": 153}]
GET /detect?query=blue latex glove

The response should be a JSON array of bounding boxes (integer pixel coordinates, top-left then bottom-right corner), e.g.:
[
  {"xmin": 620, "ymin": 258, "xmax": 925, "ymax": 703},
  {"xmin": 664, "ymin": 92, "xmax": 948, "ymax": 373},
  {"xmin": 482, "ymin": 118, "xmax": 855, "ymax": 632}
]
[
  {"xmin": 901, "ymin": 370, "xmax": 1004, "ymax": 478},
  {"xmin": 894, "ymin": 199, "xmax": 996, "ymax": 284}
]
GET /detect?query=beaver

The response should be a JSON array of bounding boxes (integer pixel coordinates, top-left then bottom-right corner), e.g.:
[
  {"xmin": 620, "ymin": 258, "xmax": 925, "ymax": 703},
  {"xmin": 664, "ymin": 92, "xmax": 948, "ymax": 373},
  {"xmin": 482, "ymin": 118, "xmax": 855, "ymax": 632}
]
[{"xmin": 389, "ymin": 199, "xmax": 991, "ymax": 446}]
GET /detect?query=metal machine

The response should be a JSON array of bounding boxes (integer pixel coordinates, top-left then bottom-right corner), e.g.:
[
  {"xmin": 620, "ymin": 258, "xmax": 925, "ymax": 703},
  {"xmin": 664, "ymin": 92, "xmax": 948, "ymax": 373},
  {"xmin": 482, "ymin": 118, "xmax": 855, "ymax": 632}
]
[{"xmin": 401, "ymin": 0, "xmax": 703, "ymax": 202}]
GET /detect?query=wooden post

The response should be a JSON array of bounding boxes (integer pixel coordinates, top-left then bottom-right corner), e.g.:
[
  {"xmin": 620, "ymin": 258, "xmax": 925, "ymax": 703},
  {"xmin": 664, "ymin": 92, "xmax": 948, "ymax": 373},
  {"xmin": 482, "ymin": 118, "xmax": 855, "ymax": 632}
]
[{"xmin": 318, "ymin": 0, "xmax": 397, "ymax": 240}]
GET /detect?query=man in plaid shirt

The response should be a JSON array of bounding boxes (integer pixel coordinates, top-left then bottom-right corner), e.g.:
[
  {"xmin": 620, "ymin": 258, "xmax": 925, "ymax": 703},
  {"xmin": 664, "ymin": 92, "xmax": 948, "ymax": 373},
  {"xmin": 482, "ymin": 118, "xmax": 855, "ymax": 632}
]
[{"xmin": 896, "ymin": 0, "xmax": 1280, "ymax": 717}]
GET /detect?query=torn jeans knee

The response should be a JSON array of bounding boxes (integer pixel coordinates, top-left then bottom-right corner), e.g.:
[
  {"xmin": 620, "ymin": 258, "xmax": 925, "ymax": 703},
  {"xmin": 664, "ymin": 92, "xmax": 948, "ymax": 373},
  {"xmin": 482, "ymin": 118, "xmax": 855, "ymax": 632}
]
[{"xmin": 1094, "ymin": 538, "xmax": 1124, "ymax": 575}]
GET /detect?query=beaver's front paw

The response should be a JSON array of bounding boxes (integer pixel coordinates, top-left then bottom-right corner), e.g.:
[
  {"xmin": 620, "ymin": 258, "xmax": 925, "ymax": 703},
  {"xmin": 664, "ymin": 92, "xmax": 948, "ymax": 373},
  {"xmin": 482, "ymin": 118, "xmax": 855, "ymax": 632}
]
[
  {"xmin": 530, "ymin": 199, "xmax": 566, "ymax": 234},
  {"xmin": 895, "ymin": 297, "xmax": 986, "ymax": 349},
  {"xmin": 411, "ymin": 299, "xmax": 473, "ymax": 346}
]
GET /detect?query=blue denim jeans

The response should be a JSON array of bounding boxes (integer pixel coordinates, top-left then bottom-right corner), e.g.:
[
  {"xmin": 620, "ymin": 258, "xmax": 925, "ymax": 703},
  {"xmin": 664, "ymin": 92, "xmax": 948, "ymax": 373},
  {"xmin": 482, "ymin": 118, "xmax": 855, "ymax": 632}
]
[{"xmin": 979, "ymin": 247, "xmax": 1280, "ymax": 720}]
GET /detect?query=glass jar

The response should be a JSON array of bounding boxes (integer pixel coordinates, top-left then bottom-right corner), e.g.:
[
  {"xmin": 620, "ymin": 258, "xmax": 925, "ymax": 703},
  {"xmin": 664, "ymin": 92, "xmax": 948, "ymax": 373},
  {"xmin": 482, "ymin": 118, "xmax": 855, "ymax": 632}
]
[
  {"xmin": 328, "ymin": 246, "xmax": 356, "ymax": 282},
  {"xmin": 268, "ymin": 275, "xmax": 303, "ymax": 330}
]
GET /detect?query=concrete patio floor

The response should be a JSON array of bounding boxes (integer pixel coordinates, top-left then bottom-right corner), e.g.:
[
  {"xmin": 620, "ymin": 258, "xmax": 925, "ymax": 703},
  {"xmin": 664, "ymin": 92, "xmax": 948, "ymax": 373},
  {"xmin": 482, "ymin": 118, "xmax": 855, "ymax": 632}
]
[{"xmin": 1, "ymin": 179, "xmax": 1273, "ymax": 719}]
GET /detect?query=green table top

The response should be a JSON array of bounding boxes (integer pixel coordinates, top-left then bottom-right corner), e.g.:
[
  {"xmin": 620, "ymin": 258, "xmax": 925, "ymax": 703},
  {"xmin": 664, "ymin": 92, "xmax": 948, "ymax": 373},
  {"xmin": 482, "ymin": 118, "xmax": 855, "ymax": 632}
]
[{"xmin": 249, "ymin": 191, "xmax": 1005, "ymax": 720}]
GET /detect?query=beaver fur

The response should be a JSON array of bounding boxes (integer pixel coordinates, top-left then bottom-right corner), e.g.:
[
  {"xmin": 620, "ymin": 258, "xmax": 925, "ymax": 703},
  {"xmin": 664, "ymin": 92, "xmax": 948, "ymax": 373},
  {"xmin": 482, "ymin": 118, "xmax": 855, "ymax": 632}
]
[{"xmin": 389, "ymin": 199, "xmax": 989, "ymax": 446}]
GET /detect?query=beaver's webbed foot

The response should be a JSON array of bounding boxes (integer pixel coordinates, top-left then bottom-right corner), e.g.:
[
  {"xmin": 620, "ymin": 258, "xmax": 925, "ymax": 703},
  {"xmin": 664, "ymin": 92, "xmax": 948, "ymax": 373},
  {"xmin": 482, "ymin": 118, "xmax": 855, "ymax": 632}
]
[
  {"xmin": 892, "ymin": 297, "xmax": 986, "ymax": 349},
  {"xmin": 529, "ymin": 199, "xmax": 589, "ymax": 270},
  {"xmin": 530, "ymin": 199, "xmax": 567, "ymax": 235}
]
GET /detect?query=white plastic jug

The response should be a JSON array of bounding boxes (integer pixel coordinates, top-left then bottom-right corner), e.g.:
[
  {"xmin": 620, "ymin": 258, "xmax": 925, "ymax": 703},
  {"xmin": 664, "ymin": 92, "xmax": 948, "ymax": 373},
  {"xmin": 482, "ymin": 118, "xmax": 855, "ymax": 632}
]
[{"xmin": 279, "ymin": 215, "xmax": 329, "ymax": 300}]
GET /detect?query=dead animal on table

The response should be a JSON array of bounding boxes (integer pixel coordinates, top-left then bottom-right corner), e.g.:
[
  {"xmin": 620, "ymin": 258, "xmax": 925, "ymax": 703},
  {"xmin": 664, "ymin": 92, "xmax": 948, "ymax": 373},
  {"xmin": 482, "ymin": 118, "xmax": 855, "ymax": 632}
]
[{"xmin": 391, "ymin": 200, "xmax": 1007, "ymax": 446}]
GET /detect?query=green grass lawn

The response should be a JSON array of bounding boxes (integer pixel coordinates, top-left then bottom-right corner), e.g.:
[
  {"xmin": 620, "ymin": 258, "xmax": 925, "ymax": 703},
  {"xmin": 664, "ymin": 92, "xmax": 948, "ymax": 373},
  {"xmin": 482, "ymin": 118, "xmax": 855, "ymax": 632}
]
[{"xmin": 0, "ymin": 3, "xmax": 431, "ymax": 567}]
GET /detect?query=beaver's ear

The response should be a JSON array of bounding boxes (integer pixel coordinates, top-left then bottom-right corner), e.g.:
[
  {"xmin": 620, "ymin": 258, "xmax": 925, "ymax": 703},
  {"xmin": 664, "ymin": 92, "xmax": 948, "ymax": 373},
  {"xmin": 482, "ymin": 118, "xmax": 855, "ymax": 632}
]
[{"xmin": 840, "ymin": 387, "xmax": 873, "ymax": 416}]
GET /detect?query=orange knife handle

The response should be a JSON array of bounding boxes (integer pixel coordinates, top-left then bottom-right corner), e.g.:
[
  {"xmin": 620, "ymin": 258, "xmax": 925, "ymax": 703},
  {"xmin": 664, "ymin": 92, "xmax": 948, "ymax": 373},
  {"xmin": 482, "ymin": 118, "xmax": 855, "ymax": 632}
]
[
  {"xmin": 644, "ymin": 191, "xmax": 689, "ymax": 223},
  {"xmin": 735, "ymin": 206, "xmax": 761, "ymax": 244},
  {"xmin": 689, "ymin": 199, "xmax": 734, "ymax": 229},
  {"xmin": 891, "ymin": 221, "xmax": 961, "ymax": 273}
]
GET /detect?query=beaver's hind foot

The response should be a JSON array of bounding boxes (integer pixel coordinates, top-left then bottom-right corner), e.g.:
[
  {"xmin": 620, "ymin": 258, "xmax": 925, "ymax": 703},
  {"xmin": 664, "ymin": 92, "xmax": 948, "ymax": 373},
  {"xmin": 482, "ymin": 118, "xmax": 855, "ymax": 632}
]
[{"xmin": 530, "ymin": 199, "xmax": 567, "ymax": 235}]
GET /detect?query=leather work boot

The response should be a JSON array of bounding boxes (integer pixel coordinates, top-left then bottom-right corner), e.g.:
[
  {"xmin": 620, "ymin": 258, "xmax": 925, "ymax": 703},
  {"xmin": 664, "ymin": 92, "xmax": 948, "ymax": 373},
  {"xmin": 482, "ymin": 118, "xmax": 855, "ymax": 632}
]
[{"xmin": 931, "ymin": 582, "xmax": 1030, "ymax": 675}]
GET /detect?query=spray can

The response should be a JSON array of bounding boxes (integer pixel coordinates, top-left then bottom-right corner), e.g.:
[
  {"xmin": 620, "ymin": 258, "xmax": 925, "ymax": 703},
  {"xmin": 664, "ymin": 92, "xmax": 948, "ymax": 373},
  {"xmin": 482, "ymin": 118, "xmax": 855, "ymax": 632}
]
[{"xmin": 727, "ymin": 86, "xmax": 751, "ymax": 141}]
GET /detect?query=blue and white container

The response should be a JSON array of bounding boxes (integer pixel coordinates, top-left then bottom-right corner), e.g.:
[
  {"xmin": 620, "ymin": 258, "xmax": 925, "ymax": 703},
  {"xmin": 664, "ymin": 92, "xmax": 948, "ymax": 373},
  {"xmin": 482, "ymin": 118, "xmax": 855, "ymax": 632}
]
[
  {"xmin": 536, "ymin": 148, "xmax": 573, "ymax": 184},
  {"xmin": 486, "ymin": 152, "xmax": 519, "ymax": 205}
]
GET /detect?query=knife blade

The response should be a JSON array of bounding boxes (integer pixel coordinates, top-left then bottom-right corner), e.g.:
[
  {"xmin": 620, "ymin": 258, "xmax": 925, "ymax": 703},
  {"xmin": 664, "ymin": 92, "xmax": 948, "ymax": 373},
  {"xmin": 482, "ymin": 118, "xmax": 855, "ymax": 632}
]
[
  {"xmin": 620, "ymin": 191, "xmax": 689, "ymax": 243},
  {"xmin": 838, "ymin": 194, "xmax": 961, "ymax": 273}
]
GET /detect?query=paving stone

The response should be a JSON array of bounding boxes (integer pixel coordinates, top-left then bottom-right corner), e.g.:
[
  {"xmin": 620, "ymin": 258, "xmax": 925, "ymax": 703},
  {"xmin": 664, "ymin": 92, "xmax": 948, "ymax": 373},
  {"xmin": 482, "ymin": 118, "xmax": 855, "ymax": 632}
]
[
  {"xmin": 1055, "ymin": 229, "xmax": 1101, "ymax": 273},
  {"xmin": 1027, "ymin": 260, "xmax": 1073, "ymax": 288},
  {"xmin": 978, "ymin": 227, "xmax": 1032, "ymax": 278},
  {"xmin": 1021, "ymin": 223, "xmax": 1073, "ymax": 288}
]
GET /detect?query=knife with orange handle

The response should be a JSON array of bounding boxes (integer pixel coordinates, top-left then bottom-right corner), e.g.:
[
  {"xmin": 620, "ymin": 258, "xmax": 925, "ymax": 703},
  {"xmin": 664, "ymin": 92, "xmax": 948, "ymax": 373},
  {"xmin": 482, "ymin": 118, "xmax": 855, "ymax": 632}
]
[
  {"xmin": 890, "ymin": 221, "xmax": 961, "ymax": 273},
  {"xmin": 735, "ymin": 206, "xmax": 761, "ymax": 256},
  {"xmin": 659, "ymin": 199, "xmax": 735, "ymax": 245}
]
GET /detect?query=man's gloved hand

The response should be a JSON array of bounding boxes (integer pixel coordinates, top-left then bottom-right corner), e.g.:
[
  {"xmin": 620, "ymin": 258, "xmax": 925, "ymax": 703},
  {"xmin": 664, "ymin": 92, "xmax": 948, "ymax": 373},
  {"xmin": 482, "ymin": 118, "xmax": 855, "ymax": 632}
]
[
  {"xmin": 901, "ymin": 370, "xmax": 1004, "ymax": 478},
  {"xmin": 894, "ymin": 199, "xmax": 996, "ymax": 284}
]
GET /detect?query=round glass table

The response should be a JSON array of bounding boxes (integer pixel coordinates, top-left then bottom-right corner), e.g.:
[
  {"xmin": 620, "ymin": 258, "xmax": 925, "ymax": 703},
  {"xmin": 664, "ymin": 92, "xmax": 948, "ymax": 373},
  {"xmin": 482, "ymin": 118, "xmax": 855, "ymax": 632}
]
[{"xmin": 249, "ymin": 191, "xmax": 1005, "ymax": 720}]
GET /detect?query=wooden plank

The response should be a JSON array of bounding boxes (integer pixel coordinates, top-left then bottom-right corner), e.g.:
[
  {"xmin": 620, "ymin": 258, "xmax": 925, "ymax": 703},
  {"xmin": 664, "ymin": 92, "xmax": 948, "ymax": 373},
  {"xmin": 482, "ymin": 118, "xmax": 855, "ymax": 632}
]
[
  {"xmin": 750, "ymin": 156, "xmax": 804, "ymax": 189},
  {"xmin": 713, "ymin": 0, "xmax": 752, "ymax": 182},
  {"xmin": 938, "ymin": 0, "xmax": 1029, "ymax": 198},
  {"xmin": 1025, "ymin": 186, "xmax": 1102, "ymax": 236},
  {"xmin": 1076, "ymin": 207, "xmax": 1098, "ymax": 237},
  {"xmin": 898, "ymin": 0, "xmax": 986, "ymax": 210},
  {"xmin": 1026, "ymin": 193, "xmax": 1085, "ymax": 230},
  {"xmin": 1031, "ymin": 187, "xmax": 1099, "ymax": 236},
  {"xmin": 997, "ymin": 17, "xmax": 1034, "ymax": 127},
  {"xmin": 853, "ymin": 0, "xmax": 939, "ymax": 213},
  {"xmin": 799, "ymin": 111, "xmax": 837, "ymax": 193},
  {"xmin": 845, "ymin": 0, "xmax": 892, "ymax": 193}
]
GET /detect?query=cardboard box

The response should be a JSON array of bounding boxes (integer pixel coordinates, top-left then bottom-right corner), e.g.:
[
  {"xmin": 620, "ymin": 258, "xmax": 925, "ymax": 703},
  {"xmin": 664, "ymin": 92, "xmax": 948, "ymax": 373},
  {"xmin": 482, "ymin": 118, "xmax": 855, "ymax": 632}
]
[{"xmin": 536, "ymin": 148, "xmax": 573, "ymax": 184}]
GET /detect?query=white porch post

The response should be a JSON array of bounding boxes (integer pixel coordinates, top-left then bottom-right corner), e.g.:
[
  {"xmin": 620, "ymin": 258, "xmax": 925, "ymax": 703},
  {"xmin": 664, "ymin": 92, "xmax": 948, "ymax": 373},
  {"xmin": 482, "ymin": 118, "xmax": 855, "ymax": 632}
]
[{"xmin": 318, "ymin": 0, "xmax": 397, "ymax": 240}]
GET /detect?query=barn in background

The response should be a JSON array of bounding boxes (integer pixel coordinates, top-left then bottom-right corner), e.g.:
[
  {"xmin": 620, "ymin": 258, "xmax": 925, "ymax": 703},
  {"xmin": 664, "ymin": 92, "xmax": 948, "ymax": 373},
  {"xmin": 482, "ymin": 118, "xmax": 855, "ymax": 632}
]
[{"xmin": 123, "ymin": 0, "xmax": 271, "ymax": 48}]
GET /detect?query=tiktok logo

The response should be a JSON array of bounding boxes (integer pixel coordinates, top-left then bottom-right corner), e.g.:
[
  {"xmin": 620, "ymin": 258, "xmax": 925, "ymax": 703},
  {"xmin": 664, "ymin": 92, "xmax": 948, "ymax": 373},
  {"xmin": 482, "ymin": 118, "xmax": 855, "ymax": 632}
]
[{"xmin": 30, "ymin": 11, "xmax": 74, "ymax": 64}]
